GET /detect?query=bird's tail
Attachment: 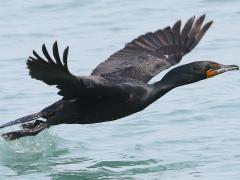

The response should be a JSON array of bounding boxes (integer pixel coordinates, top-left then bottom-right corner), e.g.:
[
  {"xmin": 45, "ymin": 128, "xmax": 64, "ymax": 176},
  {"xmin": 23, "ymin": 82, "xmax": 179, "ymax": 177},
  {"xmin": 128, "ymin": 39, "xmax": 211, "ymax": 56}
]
[{"xmin": 0, "ymin": 112, "xmax": 41, "ymax": 129}]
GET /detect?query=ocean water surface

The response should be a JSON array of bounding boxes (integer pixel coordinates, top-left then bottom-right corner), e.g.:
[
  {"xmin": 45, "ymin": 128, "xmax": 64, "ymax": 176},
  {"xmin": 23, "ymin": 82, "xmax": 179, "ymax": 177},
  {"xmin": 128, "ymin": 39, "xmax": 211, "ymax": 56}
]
[{"xmin": 0, "ymin": 0, "xmax": 240, "ymax": 179}]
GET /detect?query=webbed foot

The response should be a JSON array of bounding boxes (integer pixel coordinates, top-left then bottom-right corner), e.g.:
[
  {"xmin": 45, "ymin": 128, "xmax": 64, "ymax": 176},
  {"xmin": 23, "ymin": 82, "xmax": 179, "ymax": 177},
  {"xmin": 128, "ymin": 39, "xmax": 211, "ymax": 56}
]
[{"xmin": 2, "ymin": 123, "xmax": 49, "ymax": 141}]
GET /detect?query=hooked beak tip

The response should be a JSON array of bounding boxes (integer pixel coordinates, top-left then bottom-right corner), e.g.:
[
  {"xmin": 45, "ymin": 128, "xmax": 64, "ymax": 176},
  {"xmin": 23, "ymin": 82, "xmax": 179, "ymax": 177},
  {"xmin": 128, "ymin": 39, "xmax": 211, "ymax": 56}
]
[{"xmin": 221, "ymin": 64, "xmax": 239, "ymax": 72}]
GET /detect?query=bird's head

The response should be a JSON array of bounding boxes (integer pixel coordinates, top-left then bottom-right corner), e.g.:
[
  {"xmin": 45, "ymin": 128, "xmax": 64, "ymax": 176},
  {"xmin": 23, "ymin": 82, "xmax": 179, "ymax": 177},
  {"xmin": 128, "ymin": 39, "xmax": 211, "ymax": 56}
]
[
  {"xmin": 190, "ymin": 61, "xmax": 239, "ymax": 79},
  {"xmin": 161, "ymin": 61, "xmax": 239, "ymax": 88}
]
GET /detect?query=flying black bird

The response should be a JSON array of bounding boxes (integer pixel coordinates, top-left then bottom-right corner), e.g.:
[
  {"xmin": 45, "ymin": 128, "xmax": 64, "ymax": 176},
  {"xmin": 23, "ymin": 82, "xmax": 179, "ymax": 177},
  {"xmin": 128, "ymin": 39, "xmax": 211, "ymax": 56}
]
[{"xmin": 0, "ymin": 15, "xmax": 239, "ymax": 140}]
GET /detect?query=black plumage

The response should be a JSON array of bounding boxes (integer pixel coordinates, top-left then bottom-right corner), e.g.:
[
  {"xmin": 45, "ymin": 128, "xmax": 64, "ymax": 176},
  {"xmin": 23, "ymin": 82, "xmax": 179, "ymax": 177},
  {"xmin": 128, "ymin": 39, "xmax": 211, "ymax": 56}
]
[{"xmin": 1, "ymin": 15, "xmax": 238, "ymax": 140}]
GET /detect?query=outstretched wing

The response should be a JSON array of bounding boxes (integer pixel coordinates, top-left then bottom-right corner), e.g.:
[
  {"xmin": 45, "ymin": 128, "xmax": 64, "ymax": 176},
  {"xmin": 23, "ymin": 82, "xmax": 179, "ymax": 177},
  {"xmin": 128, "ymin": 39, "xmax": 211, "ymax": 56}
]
[
  {"xmin": 92, "ymin": 15, "xmax": 213, "ymax": 83},
  {"xmin": 27, "ymin": 42, "xmax": 128, "ymax": 100}
]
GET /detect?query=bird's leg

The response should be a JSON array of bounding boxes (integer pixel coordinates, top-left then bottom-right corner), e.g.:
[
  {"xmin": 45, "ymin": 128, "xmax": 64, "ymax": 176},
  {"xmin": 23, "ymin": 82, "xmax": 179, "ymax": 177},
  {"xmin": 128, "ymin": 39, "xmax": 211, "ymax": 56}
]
[
  {"xmin": 1, "ymin": 123, "xmax": 49, "ymax": 141},
  {"xmin": 21, "ymin": 120, "xmax": 45, "ymax": 129}
]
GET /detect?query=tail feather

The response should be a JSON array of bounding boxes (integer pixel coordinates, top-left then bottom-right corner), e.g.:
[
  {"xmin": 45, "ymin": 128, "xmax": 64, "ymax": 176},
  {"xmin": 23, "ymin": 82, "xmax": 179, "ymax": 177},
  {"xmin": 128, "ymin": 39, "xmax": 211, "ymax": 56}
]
[{"xmin": 0, "ymin": 113, "xmax": 41, "ymax": 129}]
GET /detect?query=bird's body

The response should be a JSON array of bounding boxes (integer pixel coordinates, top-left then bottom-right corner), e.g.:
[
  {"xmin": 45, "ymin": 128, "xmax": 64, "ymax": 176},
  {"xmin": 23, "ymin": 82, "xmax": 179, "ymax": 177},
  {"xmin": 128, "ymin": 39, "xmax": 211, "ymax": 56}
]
[
  {"xmin": 0, "ymin": 15, "xmax": 239, "ymax": 140},
  {"xmin": 41, "ymin": 80, "xmax": 150, "ymax": 125}
]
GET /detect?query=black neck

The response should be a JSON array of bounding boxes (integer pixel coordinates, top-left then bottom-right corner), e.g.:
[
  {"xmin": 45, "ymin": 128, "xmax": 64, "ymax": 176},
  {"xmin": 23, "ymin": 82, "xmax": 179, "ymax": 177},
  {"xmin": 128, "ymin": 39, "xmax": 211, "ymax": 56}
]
[
  {"xmin": 147, "ymin": 80, "xmax": 174, "ymax": 105},
  {"xmin": 143, "ymin": 62, "xmax": 207, "ymax": 107},
  {"xmin": 146, "ymin": 73, "xmax": 202, "ymax": 106}
]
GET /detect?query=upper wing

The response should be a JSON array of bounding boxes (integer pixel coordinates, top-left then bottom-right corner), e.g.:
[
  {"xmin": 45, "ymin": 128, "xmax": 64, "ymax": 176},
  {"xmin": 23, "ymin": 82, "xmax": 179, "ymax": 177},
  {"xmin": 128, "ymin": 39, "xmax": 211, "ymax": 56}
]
[
  {"xmin": 27, "ymin": 42, "xmax": 128, "ymax": 100},
  {"xmin": 92, "ymin": 15, "xmax": 213, "ymax": 83}
]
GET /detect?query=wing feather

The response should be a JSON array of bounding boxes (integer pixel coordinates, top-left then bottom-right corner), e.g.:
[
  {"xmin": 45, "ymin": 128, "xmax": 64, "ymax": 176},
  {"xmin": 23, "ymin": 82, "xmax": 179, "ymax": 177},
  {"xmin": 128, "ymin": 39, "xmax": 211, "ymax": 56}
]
[
  {"xmin": 27, "ymin": 41, "xmax": 128, "ymax": 99},
  {"xmin": 92, "ymin": 15, "xmax": 213, "ymax": 83}
]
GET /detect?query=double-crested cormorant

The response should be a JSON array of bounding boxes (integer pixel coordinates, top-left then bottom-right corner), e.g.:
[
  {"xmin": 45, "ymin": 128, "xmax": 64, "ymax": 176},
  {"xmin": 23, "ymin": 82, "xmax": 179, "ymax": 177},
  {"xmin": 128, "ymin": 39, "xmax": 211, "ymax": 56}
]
[{"xmin": 0, "ymin": 15, "xmax": 239, "ymax": 140}]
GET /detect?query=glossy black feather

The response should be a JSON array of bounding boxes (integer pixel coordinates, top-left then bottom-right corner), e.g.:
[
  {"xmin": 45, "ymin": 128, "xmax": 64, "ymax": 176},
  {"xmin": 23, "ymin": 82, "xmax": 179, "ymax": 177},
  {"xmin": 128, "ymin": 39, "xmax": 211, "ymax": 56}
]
[
  {"xmin": 42, "ymin": 44, "xmax": 54, "ymax": 64},
  {"xmin": 27, "ymin": 42, "xmax": 128, "ymax": 100},
  {"xmin": 92, "ymin": 15, "xmax": 213, "ymax": 83}
]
